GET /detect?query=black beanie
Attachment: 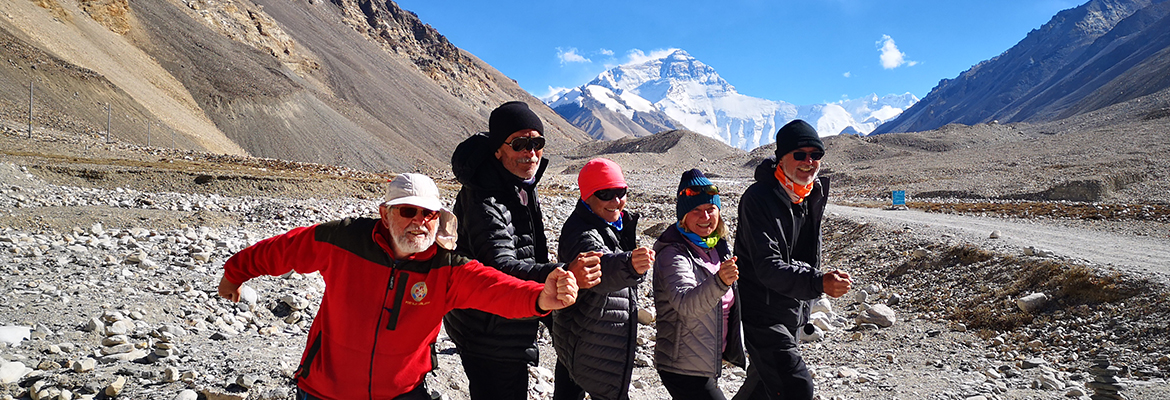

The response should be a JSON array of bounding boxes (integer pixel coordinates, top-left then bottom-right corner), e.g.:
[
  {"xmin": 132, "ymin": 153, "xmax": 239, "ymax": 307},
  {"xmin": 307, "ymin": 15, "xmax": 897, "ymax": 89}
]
[
  {"xmin": 488, "ymin": 101, "xmax": 544, "ymax": 150},
  {"xmin": 774, "ymin": 119, "xmax": 824, "ymax": 158}
]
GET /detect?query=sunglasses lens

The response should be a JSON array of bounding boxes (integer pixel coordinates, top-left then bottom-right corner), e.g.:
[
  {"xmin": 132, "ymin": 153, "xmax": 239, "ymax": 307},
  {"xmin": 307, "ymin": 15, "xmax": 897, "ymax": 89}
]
[
  {"xmin": 396, "ymin": 207, "xmax": 437, "ymax": 220},
  {"xmin": 793, "ymin": 151, "xmax": 825, "ymax": 161},
  {"xmin": 594, "ymin": 188, "xmax": 627, "ymax": 201},
  {"xmin": 397, "ymin": 207, "xmax": 417, "ymax": 218},
  {"xmin": 680, "ymin": 185, "xmax": 719, "ymax": 197},
  {"xmin": 510, "ymin": 137, "xmax": 545, "ymax": 151}
]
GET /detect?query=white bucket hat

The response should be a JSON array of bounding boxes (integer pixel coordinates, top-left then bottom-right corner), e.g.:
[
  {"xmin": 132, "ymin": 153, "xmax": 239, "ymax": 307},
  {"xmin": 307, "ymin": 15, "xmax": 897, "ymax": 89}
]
[{"xmin": 384, "ymin": 173, "xmax": 458, "ymax": 250}]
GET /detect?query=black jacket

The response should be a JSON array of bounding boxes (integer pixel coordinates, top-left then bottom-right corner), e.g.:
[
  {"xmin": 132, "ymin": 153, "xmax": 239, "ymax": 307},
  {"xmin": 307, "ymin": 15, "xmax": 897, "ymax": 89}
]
[
  {"xmin": 443, "ymin": 132, "xmax": 562, "ymax": 363},
  {"xmin": 734, "ymin": 156, "xmax": 830, "ymax": 331},
  {"xmin": 553, "ymin": 200, "xmax": 645, "ymax": 400}
]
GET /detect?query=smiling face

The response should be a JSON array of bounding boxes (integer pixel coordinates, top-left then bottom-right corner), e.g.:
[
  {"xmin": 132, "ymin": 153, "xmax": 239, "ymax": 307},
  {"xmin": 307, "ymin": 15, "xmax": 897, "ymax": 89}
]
[
  {"xmin": 584, "ymin": 189, "xmax": 627, "ymax": 223},
  {"xmin": 780, "ymin": 146, "xmax": 823, "ymax": 185},
  {"xmin": 495, "ymin": 129, "xmax": 543, "ymax": 180},
  {"xmin": 682, "ymin": 203, "xmax": 720, "ymax": 237},
  {"xmin": 379, "ymin": 204, "xmax": 439, "ymax": 258}
]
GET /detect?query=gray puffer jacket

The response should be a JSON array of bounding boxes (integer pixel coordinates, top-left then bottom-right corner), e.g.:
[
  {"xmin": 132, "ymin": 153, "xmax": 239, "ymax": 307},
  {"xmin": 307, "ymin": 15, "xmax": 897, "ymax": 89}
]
[
  {"xmin": 652, "ymin": 224, "xmax": 745, "ymax": 378},
  {"xmin": 554, "ymin": 200, "xmax": 645, "ymax": 400}
]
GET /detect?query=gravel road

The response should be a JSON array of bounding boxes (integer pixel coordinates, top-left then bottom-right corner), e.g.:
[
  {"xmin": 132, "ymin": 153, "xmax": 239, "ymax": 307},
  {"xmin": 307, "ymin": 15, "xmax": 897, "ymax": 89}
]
[{"xmin": 828, "ymin": 204, "xmax": 1170, "ymax": 278}]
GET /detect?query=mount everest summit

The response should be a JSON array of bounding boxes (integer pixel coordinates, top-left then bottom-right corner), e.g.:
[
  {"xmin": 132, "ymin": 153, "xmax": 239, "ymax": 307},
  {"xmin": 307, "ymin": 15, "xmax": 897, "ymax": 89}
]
[{"xmin": 544, "ymin": 49, "xmax": 918, "ymax": 150}]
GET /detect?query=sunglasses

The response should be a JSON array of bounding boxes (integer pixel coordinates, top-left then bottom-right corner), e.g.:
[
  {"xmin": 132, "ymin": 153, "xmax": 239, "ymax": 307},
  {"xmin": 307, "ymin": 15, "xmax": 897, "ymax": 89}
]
[
  {"xmin": 679, "ymin": 185, "xmax": 719, "ymax": 197},
  {"xmin": 393, "ymin": 206, "xmax": 439, "ymax": 221},
  {"xmin": 791, "ymin": 151, "xmax": 825, "ymax": 161},
  {"xmin": 593, "ymin": 187, "xmax": 628, "ymax": 201},
  {"xmin": 503, "ymin": 136, "xmax": 546, "ymax": 152}
]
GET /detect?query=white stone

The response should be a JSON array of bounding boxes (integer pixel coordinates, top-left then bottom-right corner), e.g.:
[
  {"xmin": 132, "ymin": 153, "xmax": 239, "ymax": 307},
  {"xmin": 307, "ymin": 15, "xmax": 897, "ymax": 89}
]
[
  {"xmin": 239, "ymin": 285, "xmax": 258, "ymax": 305},
  {"xmin": 172, "ymin": 389, "xmax": 198, "ymax": 400},
  {"xmin": 809, "ymin": 296, "xmax": 832, "ymax": 314},
  {"xmin": 856, "ymin": 304, "xmax": 897, "ymax": 328},
  {"xmin": 0, "ymin": 360, "xmax": 33, "ymax": 384},
  {"xmin": 0, "ymin": 326, "xmax": 31, "ymax": 346},
  {"xmin": 71, "ymin": 358, "xmax": 96, "ymax": 373},
  {"xmin": 105, "ymin": 376, "xmax": 126, "ymax": 397},
  {"xmin": 809, "ymin": 312, "xmax": 834, "ymax": 332},
  {"xmin": 1016, "ymin": 293, "xmax": 1048, "ymax": 313}
]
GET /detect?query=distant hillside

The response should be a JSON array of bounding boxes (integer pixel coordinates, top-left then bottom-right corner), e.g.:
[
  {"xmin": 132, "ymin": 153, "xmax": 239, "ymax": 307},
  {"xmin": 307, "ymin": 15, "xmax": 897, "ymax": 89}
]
[
  {"xmin": 875, "ymin": 0, "xmax": 1170, "ymax": 134},
  {"xmin": 0, "ymin": 0, "xmax": 591, "ymax": 174}
]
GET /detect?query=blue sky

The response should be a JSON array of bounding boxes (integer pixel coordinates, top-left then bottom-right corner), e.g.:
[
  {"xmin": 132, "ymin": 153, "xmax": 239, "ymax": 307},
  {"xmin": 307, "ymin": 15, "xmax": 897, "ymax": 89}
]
[{"xmin": 393, "ymin": 0, "xmax": 1082, "ymax": 106}]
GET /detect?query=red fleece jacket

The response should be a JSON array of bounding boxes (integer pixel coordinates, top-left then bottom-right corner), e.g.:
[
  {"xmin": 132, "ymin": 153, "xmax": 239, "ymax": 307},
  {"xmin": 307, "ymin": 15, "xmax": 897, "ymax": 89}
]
[{"xmin": 222, "ymin": 217, "xmax": 546, "ymax": 399}]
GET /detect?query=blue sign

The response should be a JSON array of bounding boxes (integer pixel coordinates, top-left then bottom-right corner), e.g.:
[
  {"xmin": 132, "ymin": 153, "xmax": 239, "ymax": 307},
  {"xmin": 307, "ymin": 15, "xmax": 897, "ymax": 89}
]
[{"xmin": 892, "ymin": 190, "xmax": 906, "ymax": 206}]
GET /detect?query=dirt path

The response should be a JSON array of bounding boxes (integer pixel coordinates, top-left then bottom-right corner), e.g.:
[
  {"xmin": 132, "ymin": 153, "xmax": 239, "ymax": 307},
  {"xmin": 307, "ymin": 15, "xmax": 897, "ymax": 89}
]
[{"xmin": 828, "ymin": 204, "xmax": 1170, "ymax": 276}]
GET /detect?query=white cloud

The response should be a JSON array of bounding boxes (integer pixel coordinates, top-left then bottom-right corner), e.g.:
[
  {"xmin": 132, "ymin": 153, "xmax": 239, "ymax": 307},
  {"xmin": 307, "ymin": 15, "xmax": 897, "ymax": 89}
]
[
  {"xmin": 877, "ymin": 35, "xmax": 916, "ymax": 69},
  {"xmin": 843, "ymin": 71, "xmax": 852, "ymax": 78},
  {"xmin": 557, "ymin": 47, "xmax": 590, "ymax": 65},
  {"xmin": 599, "ymin": 48, "xmax": 614, "ymax": 56},
  {"xmin": 625, "ymin": 48, "xmax": 680, "ymax": 65}
]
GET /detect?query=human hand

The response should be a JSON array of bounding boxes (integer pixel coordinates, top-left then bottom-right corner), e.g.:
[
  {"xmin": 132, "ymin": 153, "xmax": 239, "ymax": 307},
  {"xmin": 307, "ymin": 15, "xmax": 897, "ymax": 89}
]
[
  {"xmin": 538, "ymin": 267, "xmax": 579, "ymax": 311},
  {"xmin": 718, "ymin": 256, "xmax": 739, "ymax": 286},
  {"xmin": 568, "ymin": 251, "xmax": 603, "ymax": 289},
  {"xmin": 631, "ymin": 247, "xmax": 655, "ymax": 274},
  {"xmin": 217, "ymin": 275, "xmax": 243, "ymax": 302},
  {"xmin": 822, "ymin": 270, "xmax": 852, "ymax": 298}
]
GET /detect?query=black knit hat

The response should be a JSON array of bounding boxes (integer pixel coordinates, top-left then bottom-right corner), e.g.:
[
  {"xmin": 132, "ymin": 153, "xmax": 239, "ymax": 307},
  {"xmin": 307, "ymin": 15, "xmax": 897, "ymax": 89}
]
[
  {"xmin": 676, "ymin": 168, "xmax": 721, "ymax": 222},
  {"xmin": 774, "ymin": 119, "xmax": 824, "ymax": 159},
  {"xmin": 488, "ymin": 101, "xmax": 544, "ymax": 150}
]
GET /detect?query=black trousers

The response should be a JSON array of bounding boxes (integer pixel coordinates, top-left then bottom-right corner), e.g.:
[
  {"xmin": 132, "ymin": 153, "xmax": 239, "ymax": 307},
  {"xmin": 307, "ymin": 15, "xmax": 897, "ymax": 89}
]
[
  {"xmin": 459, "ymin": 352, "xmax": 530, "ymax": 400},
  {"xmin": 658, "ymin": 369, "xmax": 727, "ymax": 400},
  {"xmin": 296, "ymin": 382, "xmax": 430, "ymax": 400},
  {"xmin": 731, "ymin": 323, "xmax": 813, "ymax": 400},
  {"xmin": 553, "ymin": 359, "xmax": 586, "ymax": 400}
]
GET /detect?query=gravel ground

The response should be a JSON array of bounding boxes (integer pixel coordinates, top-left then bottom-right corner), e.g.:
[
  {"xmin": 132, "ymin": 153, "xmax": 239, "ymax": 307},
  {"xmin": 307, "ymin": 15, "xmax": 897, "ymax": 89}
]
[{"xmin": 2, "ymin": 125, "xmax": 1169, "ymax": 400}]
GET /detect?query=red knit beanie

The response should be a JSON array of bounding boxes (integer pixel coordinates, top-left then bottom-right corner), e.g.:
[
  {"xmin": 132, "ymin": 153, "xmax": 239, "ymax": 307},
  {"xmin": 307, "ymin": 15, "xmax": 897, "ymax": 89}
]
[{"xmin": 578, "ymin": 158, "xmax": 627, "ymax": 200}]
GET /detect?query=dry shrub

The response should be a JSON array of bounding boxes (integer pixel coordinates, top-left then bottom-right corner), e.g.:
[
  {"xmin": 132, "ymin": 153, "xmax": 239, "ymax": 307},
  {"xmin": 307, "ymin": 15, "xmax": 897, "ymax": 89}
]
[{"xmin": 941, "ymin": 245, "xmax": 995, "ymax": 266}]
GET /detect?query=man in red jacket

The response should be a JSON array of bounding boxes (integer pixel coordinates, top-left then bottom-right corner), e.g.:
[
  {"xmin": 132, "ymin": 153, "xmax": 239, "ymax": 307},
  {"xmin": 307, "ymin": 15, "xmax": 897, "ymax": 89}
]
[{"xmin": 217, "ymin": 173, "xmax": 582, "ymax": 400}]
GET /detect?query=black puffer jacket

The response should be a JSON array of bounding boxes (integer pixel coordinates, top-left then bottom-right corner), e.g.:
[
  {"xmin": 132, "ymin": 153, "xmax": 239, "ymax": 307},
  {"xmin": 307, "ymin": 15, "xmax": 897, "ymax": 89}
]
[
  {"xmin": 554, "ymin": 200, "xmax": 644, "ymax": 400},
  {"xmin": 443, "ymin": 132, "xmax": 563, "ymax": 363},
  {"xmin": 734, "ymin": 156, "xmax": 829, "ymax": 331}
]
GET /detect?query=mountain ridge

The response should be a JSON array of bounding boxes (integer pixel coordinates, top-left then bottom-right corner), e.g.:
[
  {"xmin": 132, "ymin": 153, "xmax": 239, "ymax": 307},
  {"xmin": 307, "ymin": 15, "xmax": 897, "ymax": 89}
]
[{"xmin": 546, "ymin": 49, "xmax": 917, "ymax": 150}]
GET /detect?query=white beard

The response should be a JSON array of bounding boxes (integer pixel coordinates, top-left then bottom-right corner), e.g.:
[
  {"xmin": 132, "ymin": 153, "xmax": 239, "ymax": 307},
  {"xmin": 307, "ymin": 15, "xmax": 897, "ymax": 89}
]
[{"xmin": 393, "ymin": 223, "xmax": 437, "ymax": 254}]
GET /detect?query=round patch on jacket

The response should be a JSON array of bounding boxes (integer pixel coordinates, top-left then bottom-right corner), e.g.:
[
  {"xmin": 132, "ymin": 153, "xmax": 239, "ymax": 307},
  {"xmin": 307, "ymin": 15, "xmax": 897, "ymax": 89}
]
[{"xmin": 411, "ymin": 281, "xmax": 428, "ymax": 302}]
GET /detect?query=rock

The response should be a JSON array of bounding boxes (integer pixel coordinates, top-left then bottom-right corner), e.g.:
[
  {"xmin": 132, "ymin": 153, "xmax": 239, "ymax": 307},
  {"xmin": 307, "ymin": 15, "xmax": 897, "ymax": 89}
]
[
  {"xmin": 0, "ymin": 326, "xmax": 31, "ymax": 346},
  {"xmin": 853, "ymin": 290, "xmax": 869, "ymax": 304},
  {"xmin": 1016, "ymin": 292, "xmax": 1049, "ymax": 313},
  {"xmin": 201, "ymin": 387, "xmax": 249, "ymax": 400},
  {"xmin": 236, "ymin": 374, "xmax": 260, "ymax": 389},
  {"xmin": 72, "ymin": 358, "xmax": 96, "ymax": 372},
  {"xmin": 809, "ymin": 296, "xmax": 833, "ymax": 314},
  {"xmin": 239, "ymin": 285, "xmax": 258, "ymax": 304},
  {"xmin": 1022, "ymin": 358, "xmax": 1048, "ymax": 369},
  {"xmin": 280, "ymin": 294, "xmax": 311, "ymax": 310},
  {"xmin": 172, "ymin": 389, "xmax": 199, "ymax": 400},
  {"xmin": 856, "ymin": 304, "xmax": 896, "ymax": 327},
  {"xmin": 0, "ymin": 360, "xmax": 32, "ymax": 384},
  {"xmin": 886, "ymin": 293, "xmax": 901, "ymax": 306},
  {"xmin": 163, "ymin": 367, "xmax": 180, "ymax": 383},
  {"xmin": 106, "ymin": 320, "xmax": 135, "ymax": 336},
  {"xmin": 637, "ymin": 308, "xmax": 654, "ymax": 325},
  {"xmin": 989, "ymin": 230, "xmax": 1002, "ymax": 239},
  {"xmin": 105, "ymin": 376, "xmax": 127, "ymax": 397}
]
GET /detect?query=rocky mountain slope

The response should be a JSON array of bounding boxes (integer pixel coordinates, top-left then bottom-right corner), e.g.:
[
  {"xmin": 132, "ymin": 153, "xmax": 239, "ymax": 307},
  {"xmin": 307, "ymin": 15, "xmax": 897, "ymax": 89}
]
[
  {"xmin": 876, "ymin": 0, "xmax": 1170, "ymax": 134},
  {"xmin": 0, "ymin": 0, "xmax": 592, "ymax": 174}
]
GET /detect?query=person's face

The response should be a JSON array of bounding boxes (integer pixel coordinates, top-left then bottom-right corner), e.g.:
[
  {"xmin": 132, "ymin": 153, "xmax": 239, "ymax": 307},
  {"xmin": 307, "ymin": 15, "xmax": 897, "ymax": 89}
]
[
  {"xmin": 495, "ymin": 129, "xmax": 544, "ymax": 180},
  {"xmin": 682, "ymin": 203, "xmax": 719, "ymax": 237},
  {"xmin": 780, "ymin": 146, "xmax": 823, "ymax": 185},
  {"xmin": 583, "ymin": 187, "xmax": 627, "ymax": 223},
  {"xmin": 379, "ymin": 204, "xmax": 439, "ymax": 257}
]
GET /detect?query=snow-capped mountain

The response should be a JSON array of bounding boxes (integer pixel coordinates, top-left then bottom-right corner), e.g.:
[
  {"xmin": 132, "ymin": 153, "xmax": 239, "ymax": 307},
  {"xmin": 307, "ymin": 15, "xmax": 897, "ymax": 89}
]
[{"xmin": 544, "ymin": 49, "xmax": 918, "ymax": 150}]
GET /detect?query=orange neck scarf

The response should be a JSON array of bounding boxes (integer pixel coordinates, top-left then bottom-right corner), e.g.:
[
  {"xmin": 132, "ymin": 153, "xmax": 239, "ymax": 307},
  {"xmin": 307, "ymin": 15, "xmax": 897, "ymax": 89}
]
[{"xmin": 775, "ymin": 166, "xmax": 815, "ymax": 204}]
